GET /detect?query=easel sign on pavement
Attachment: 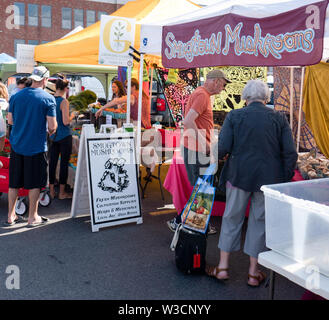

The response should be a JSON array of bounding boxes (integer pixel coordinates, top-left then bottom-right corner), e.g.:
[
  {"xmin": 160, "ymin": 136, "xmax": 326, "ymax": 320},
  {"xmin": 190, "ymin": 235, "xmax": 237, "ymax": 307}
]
[{"xmin": 71, "ymin": 124, "xmax": 142, "ymax": 232}]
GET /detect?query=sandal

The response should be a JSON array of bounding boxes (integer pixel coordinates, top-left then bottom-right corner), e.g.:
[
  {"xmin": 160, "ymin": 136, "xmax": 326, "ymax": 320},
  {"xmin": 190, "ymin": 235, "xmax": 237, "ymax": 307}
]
[
  {"xmin": 3, "ymin": 215, "xmax": 26, "ymax": 227},
  {"xmin": 26, "ymin": 216, "xmax": 49, "ymax": 228},
  {"xmin": 205, "ymin": 265, "xmax": 229, "ymax": 281},
  {"xmin": 247, "ymin": 270, "xmax": 266, "ymax": 287},
  {"xmin": 49, "ymin": 192, "xmax": 56, "ymax": 199},
  {"xmin": 58, "ymin": 193, "xmax": 72, "ymax": 200}
]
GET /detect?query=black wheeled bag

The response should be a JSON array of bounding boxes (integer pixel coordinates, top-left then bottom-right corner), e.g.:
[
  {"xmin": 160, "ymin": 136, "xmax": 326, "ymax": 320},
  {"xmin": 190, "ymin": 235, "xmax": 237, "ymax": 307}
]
[{"xmin": 171, "ymin": 225, "xmax": 207, "ymax": 274}]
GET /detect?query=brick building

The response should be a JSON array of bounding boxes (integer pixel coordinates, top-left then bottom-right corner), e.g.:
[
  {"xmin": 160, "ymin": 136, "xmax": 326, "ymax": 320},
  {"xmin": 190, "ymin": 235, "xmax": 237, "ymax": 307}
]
[{"xmin": 0, "ymin": 0, "xmax": 130, "ymax": 57}]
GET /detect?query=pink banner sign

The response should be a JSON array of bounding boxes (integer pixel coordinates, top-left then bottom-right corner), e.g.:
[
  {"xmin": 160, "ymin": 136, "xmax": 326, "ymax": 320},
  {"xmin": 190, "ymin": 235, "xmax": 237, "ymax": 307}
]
[{"xmin": 162, "ymin": 1, "xmax": 328, "ymax": 68}]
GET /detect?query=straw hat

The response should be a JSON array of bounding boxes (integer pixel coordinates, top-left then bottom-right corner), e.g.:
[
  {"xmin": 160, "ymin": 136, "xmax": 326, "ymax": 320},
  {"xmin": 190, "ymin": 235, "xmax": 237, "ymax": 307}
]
[{"xmin": 45, "ymin": 81, "xmax": 56, "ymax": 95}]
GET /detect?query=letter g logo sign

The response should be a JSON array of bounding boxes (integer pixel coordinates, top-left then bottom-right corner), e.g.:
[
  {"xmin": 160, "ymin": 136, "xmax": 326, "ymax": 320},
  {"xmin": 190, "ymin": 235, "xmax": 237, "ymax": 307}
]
[{"xmin": 103, "ymin": 18, "xmax": 132, "ymax": 53}]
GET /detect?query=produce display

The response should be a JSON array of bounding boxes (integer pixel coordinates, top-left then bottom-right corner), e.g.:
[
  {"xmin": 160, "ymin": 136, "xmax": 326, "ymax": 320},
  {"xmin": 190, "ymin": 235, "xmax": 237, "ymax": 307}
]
[
  {"xmin": 90, "ymin": 103, "xmax": 127, "ymax": 114},
  {"xmin": 297, "ymin": 151, "xmax": 329, "ymax": 179},
  {"xmin": 68, "ymin": 90, "xmax": 97, "ymax": 113},
  {"xmin": 89, "ymin": 105, "xmax": 126, "ymax": 120},
  {"xmin": 72, "ymin": 127, "xmax": 81, "ymax": 138},
  {"xmin": 69, "ymin": 154, "xmax": 78, "ymax": 170}
]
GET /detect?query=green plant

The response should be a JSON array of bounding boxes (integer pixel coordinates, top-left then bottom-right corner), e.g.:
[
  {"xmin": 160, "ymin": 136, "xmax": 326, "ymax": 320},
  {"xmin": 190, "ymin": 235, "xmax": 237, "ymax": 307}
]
[
  {"xmin": 68, "ymin": 90, "xmax": 97, "ymax": 112},
  {"xmin": 79, "ymin": 90, "xmax": 97, "ymax": 103}
]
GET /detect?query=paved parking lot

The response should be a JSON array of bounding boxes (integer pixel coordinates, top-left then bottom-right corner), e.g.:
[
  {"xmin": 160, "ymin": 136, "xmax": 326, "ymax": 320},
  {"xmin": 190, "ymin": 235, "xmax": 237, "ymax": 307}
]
[{"xmin": 0, "ymin": 187, "xmax": 305, "ymax": 300}]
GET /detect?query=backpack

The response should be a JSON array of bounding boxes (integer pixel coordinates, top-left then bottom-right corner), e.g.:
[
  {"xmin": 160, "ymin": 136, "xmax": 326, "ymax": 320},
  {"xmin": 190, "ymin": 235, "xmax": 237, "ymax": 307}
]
[{"xmin": 170, "ymin": 224, "xmax": 207, "ymax": 274}]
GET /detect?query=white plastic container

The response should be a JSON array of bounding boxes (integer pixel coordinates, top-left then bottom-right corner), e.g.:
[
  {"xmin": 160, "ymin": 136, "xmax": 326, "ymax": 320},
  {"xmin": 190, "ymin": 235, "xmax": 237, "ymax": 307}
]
[{"xmin": 261, "ymin": 178, "xmax": 329, "ymax": 277}]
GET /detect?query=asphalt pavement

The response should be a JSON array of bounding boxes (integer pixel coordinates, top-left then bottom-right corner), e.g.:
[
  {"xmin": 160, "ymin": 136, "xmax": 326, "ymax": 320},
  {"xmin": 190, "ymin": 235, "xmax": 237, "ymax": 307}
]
[{"xmin": 0, "ymin": 185, "xmax": 306, "ymax": 300}]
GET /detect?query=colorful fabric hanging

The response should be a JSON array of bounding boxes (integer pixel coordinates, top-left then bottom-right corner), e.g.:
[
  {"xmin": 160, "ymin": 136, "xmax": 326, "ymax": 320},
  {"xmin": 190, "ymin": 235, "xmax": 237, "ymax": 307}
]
[
  {"xmin": 179, "ymin": 69, "xmax": 199, "ymax": 88},
  {"xmin": 274, "ymin": 66, "xmax": 316, "ymax": 151},
  {"xmin": 166, "ymin": 68, "xmax": 179, "ymax": 84},
  {"xmin": 303, "ymin": 62, "xmax": 329, "ymax": 158},
  {"xmin": 203, "ymin": 66, "xmax": 267, "ymax": 112},
  {"xmin": 143, "ymin": 61, "xmax": 149, "ymax": 82},
  {"xmin": 117, "ymin": 66, "xmax": 127, "ymax": 84},
  {"xmin": 156, "ymin": 68, "xmax": 199, "ymax": 127}
]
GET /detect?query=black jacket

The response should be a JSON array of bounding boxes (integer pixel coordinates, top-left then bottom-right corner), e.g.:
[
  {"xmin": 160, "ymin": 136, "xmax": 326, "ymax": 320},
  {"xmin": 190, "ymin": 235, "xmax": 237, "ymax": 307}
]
[{"xmin": 217, "ymin": 102, "xmax": 298, "ymax": 192}]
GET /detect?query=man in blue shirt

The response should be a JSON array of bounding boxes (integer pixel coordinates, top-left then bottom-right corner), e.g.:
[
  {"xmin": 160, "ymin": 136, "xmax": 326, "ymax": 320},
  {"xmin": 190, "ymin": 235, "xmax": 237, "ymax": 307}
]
[{"xmin": 5, "ymin": 66, "xmax": 57, "ymax": 228}]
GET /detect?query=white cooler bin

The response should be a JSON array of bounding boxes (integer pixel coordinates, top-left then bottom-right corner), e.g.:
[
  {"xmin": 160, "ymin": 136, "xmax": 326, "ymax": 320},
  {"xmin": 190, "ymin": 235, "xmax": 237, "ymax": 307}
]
[{"xmin": 261, "ymin": 178, "xmax": 329, "ymax": 277}]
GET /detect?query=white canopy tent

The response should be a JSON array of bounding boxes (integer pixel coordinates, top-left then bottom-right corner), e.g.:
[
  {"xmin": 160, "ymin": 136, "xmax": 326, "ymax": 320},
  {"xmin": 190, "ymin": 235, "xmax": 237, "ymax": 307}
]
[
  {"xmin": 140, "ymin": 0, "xmax": 329, "ymax": 60},
  {"xmin": 138, "ymin": 0, "xmax": 329, "ymax": 152}
]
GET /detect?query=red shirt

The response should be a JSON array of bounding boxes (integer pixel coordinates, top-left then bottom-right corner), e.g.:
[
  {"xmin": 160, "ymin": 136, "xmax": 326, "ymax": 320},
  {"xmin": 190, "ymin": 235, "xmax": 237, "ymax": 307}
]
[{"xmin": 183, "ymin": 86, "xmax": 214, "ymax": 151}]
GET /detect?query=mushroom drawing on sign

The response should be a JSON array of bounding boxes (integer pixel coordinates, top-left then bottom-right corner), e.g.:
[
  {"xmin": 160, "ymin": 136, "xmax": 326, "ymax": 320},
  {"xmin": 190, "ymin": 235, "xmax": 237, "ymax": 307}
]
[{"xmin": 98, "ymin": 158, "xmax": 129, "ymax": 193}]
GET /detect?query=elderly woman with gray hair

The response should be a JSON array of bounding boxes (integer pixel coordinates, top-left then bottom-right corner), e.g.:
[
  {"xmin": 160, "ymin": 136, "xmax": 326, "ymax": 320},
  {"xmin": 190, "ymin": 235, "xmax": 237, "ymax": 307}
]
[{"xmin": 206, "ymin": 79, "xmax": 297, "ymax": 287}]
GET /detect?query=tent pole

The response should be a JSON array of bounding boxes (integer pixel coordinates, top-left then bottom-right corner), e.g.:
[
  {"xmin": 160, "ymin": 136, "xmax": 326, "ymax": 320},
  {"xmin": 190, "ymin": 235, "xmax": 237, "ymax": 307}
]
[
  {"xmin": 296, "ymin": 67, "xmax": 305, "ymax": 153},
  {"xmin": 105, "ymin": 73, "xmax": 109, "ymax": 101},
  {"xmin": 136, "ymin": 53, "xmax": 144, "ymax": 167},
  {"xmin": 289, "ymin": 67, "xmax": 294, "ymax": 130},
  {"xmin": 154, "ymin": 68, "xmax": 174, "ymax": 126},
  {"xmin": 126, "ymin": 65, "xmax": 132, "ymax": 124},
  {"xmin": 149, "ymin": 67, "xmax": 154, "ymax": 115}
]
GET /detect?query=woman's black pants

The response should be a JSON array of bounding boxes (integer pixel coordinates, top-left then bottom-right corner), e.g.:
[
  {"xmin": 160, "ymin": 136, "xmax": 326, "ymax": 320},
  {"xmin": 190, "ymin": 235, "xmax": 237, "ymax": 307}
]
[{"xmin": 48, "ymin": 135, "xmax": 72, "ymax": 185}]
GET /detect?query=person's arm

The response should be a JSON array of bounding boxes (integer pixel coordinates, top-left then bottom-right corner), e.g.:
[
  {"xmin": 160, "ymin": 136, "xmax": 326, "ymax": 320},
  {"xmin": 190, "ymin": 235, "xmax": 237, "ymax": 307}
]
[
  {"xmin": 141, "ymin": 95, "xmax": 151, "ymax": 129},
  {"xmin": 95, "ymin": 95, "xmax": 134, "ymax": 118},
  {"xmin": 47, "ymin": 116, "xmax": 57, "ymax": 136},
  {"xmin": 184, "ymin": 108, "xmax": 210, "ymax": 154},
  {"xmin": 7, "ymin": 99, "xmax": 14, "ymax": 138},
  {"xmin": 280, "ymin": 114, "xmax": 298, "ymax": 181},
  {"xmin": 0, "ymin": 112, "xmax": 5, "ymax": 152},
  {"xmin": 7, "ymin": 112, "xmax": 13, "ymax": 125},
  {"xmin": 61, "ymin": 99, "xmax": 77, "ymax": 126},
  {"xmin": 184, "ymin": 109, "xmax": 200, "ymax": 131},
  {"xmin": 217, "ymin": 113, "xmax": 233, "ymax": 160},
  {"xmin": 46, "ymin": 97, "xmax": 57, "ymax": 136}
]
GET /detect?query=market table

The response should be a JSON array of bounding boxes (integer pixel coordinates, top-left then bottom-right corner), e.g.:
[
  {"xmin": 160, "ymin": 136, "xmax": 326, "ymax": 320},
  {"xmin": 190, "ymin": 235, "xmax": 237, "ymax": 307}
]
[
  {"xmin": 163, "ymin": 149, "xmax": 304, "ymax": 216},
  {"xmin": 258, "ymin": 250, "xmax": 329, "ymax": 300},
  {"xmin": 89, "ymin": 107, "xmax": 126, "ymax": 128},
  {"xmin": 140, "ymin": 128, "xmax": 180, "ymax": 200},
  {"xmin": 90, "ymin": 107, "xmax": 126, "ymax": 120}
]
